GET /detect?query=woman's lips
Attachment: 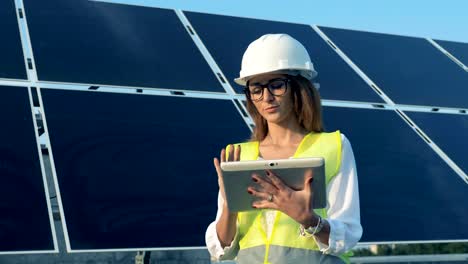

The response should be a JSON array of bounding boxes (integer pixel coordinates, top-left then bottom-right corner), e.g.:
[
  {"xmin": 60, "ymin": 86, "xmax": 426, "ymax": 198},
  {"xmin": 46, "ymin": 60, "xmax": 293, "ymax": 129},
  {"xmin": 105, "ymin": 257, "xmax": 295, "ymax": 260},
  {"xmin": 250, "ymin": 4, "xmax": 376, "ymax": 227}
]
[{"xmin": 264, "ymin": 105, "xmax": 279, "ymax": 113}]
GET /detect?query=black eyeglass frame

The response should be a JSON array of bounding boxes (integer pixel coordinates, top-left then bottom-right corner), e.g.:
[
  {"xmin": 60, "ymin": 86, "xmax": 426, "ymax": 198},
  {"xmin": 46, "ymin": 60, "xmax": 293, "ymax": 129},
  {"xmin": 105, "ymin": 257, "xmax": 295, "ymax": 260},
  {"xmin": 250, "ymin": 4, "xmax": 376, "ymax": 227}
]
[{"xmin": 243, "ymin": 78, "xmax": 291, "ymax": 102}]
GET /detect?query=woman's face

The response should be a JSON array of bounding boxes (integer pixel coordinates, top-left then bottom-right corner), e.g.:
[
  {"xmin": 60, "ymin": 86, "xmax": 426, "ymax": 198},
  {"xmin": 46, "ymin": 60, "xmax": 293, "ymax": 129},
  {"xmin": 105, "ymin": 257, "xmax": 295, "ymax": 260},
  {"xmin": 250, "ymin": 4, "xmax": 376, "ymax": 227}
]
[{"xmin": 248, "ymin": 73, "xmax": 295, "ymax": 125}]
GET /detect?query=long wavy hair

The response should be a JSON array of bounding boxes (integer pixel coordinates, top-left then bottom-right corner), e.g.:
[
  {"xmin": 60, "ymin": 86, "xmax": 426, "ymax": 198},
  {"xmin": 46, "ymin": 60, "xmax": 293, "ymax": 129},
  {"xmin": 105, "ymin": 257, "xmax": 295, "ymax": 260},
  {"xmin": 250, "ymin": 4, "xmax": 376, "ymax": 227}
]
[{"xmin": 245, "ymin": 75, "xmax": 324, "ymax": 142}]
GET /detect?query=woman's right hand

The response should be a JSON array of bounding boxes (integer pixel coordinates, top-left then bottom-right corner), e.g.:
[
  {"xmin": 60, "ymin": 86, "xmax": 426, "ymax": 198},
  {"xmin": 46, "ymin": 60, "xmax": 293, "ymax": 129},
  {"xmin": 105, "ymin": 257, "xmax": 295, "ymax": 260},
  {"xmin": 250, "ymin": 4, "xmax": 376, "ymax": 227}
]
[
  {"xmin": 214, "ymin": 145, "xmax": 241, "ymax": 248},
  {"xmin": 213, "ymin": 144, "xmax": 241, "ymax": 206}
]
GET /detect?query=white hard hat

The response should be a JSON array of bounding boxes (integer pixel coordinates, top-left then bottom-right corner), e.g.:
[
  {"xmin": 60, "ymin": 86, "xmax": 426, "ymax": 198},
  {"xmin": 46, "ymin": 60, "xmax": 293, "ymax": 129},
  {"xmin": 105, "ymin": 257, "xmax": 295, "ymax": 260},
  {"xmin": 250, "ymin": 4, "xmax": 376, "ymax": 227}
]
[{"xmin": 234, "ymin": 34, "xmax": 318, "ymax": 86}]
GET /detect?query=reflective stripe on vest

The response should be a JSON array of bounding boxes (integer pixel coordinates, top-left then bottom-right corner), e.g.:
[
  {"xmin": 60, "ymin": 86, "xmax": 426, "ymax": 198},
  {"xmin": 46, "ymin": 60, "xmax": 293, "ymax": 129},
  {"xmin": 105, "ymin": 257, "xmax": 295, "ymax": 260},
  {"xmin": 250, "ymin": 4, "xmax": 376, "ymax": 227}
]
[
  {"xmin": 226, "ymin": 131, "xmax": 347, "ymax": 264},
  {"xmin": 237, "ymin": 245, "xmax": 344, "ymax": 264}
]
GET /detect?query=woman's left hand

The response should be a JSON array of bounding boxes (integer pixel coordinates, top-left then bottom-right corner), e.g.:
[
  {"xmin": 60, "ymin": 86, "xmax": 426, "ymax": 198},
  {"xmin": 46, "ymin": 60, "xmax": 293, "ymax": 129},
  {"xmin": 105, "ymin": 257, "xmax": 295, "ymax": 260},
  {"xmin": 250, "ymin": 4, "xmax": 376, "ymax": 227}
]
[{"xmin": 248, "ymin": 169, "xmax": 317, "ymax": 226}]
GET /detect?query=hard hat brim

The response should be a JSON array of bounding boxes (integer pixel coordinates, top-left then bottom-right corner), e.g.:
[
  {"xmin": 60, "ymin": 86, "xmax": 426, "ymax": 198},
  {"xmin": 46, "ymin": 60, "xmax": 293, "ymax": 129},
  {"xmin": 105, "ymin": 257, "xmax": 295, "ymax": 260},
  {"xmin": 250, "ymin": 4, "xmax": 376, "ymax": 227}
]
[{"xmin": 234, "ymin": 69, "xmax": 317, "ymax": 86}]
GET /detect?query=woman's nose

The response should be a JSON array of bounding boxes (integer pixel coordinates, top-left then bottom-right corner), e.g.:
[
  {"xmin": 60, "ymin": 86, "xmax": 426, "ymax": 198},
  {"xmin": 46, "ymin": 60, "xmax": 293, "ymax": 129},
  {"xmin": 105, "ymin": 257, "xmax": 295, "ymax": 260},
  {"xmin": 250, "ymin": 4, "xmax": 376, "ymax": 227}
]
[{"xmin": 262, "ymin": 87, "xmax": 275, "ymax": 101}]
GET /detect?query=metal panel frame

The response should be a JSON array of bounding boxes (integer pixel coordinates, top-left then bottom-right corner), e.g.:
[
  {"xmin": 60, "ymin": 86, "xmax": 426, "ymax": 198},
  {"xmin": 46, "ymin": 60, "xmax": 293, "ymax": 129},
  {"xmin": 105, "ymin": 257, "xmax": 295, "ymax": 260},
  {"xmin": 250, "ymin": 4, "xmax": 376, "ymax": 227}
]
[
  {"xmin": 428, "ymin": 38, "xmax": 468, "ymax": 72},
  {"xmin": 351, "ymin": 253, "xmax": 468, "ymax": 263},
  {"xmin": 14, "ymin": 0, "xmax": 37, "ymax": 82},
  {"xmin": 358, "ymin": 239, "xmax": 468, "ymax": 246}
]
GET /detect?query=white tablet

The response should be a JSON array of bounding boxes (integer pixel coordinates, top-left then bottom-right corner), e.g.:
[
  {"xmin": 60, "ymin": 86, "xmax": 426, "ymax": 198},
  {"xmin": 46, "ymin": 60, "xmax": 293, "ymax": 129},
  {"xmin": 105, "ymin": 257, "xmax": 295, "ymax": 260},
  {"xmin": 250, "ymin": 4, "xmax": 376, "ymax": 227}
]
[{"xmin": 220, "ymin": 157, "xmax": 326, "ymax": 212}]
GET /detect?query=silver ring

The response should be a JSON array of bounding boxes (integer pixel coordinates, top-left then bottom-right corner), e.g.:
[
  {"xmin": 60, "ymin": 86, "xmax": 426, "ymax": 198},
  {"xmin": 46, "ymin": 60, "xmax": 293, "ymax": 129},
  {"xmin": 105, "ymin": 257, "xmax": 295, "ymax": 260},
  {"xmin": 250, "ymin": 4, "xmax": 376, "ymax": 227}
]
[{"xmin": 267, "ymin": 194, "xmax": 273, "ymax": 202}]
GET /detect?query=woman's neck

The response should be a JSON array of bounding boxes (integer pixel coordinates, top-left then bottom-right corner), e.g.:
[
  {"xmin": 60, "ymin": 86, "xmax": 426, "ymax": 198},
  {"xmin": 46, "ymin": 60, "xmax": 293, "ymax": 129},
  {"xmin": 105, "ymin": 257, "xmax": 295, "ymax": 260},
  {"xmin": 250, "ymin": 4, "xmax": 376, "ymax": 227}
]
[{"xmin": 264, "ymin": 121, "xmax": 308, "ymax": 147}]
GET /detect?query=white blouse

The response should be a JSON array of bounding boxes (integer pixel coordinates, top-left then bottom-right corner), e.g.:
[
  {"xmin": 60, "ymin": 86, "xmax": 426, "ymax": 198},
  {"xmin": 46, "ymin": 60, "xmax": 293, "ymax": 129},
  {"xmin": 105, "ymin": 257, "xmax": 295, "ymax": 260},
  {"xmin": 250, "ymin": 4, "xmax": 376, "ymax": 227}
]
[{"xmin": 205, "ymin": 134, "xmax": 363, "ymax": 261}]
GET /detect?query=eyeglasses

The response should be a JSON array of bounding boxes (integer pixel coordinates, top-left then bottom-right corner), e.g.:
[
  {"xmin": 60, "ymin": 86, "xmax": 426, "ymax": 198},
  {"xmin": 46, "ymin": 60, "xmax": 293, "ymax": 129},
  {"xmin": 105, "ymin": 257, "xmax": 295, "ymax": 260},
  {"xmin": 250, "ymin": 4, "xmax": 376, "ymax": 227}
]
[{"xmin": 244, "ymin": 78, "xmax": 290, "ymax": 102}]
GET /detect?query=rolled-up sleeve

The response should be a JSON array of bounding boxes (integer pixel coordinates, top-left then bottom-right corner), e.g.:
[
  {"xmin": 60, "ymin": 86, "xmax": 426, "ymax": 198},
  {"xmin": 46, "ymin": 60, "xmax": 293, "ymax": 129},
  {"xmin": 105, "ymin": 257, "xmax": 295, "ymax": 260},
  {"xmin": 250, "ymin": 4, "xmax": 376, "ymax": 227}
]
[
  {"xmin": 205, "ymin": 192, "xmax": 240, "ymax": 261},
  {"xmin": 315, "ymin": 134, "xmax": 363, "ymax": 255}
]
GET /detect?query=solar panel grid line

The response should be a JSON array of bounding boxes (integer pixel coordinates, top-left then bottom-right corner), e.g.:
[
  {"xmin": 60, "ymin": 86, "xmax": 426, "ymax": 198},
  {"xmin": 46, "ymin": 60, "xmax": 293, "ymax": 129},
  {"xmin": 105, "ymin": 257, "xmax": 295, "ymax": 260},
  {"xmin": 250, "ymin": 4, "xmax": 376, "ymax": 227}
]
[
  {"xmin": 36, "ymin": 80, "xmax": 246, "ymax": 101},
  {"xmin": 5, "ymin": 78, "xmax": 415, "ymax": 114},
  {"xmin": 15, "ymin": 0, "xmax": 38, "ymax": 83},
  {"xmin": 36, "ymin": 84, "xmax": 237, "ymax": 101},
  {"xmin": 405, "ymin": 111, "xmax": 468, "ymax": 186},
  {"xmin": 15, "ymin": 80, "xmax": 468, "ymax": 116},
  {"xmin": 231, "ymin": 93, "xmax": 246, "ymax": 101},
  {"xmin": 393, "ymin": 103, "xmax": 468, "ymax": 114},
  {"xmin": 35, "ymin": 86, "xmax": 74, "ymax": 252},
  {"xmin": 25, "ymin": 86, "xmax": 59, "ymax": 254},
  {"xmin": 427, "ymin": 38, "xmax": 468, "ymax": 71},
  {"xmin": 236, "ymin": 99, "xmax": 256, "ymax": 125},
  {"xmin": 69, "ymin": 246, "xmax": 207, "ymax": 254},
  {"xmin": 28, "ymin": 80, "xmax": 224, "ymax": 96},
  {"xmin": 357, "ymin": 239, "xmax": 468, "ymax": 246},
  {"xmin": 434, "ymin": 39, "xmax": 468, "ymax": 73},
  {"xmin": 395, "ymin": 110, "xmax": 468, "ymax": 184},
  {"xmin": 6, "ymin": 0, "xmax": 30, "ymax": 82},
  {"xmin": 321, "ymin": 99, "xmax": 391, "ymax": 110},
  {"xmin": 176, "ymin": 9, "xmax": 254, "ymax": 129},
  {"xmin": 0, "ymin": 79, "xmax": 30, "ymax": 87},
  {"xmin": 312, "ymin": 25, "xmax": 396, "ymax": 106},
  {"xmin": 121, "ymin": 88, "xmax": 234, "ymax": 101},
  {"xmin": 29, "ymin": 78, "xmax": 234, "ymax": 99},
  {"xmin": 396, "ymin": 104, "xmax": 468, "ymax": 116},
  {"xmin": 351, "ymin": 253, "xmax": 468, "ymax": 263}
]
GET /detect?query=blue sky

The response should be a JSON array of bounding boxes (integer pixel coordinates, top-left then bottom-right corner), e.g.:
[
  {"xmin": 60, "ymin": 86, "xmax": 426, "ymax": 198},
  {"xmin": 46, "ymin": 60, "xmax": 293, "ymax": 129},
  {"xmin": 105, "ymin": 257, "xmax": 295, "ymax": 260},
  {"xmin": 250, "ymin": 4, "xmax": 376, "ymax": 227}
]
[{"xmin": 97, "ymin": 0, "xmax": 468, "ymax": 43}]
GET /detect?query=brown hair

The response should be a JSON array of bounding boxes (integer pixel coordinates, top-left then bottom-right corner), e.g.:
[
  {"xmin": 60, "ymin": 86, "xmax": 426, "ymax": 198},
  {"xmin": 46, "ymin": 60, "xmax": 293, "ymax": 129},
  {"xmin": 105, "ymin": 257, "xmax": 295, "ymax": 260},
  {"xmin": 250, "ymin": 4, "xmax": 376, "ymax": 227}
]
[{"xmin": 245, "ymin": 75, "xmax": 324, "ymax": 141}]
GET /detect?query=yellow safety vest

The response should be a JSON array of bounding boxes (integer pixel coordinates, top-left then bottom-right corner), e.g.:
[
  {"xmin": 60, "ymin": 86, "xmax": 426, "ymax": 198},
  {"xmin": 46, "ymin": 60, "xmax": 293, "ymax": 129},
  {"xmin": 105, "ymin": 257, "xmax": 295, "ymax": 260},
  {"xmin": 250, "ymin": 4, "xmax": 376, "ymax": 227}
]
[{"xmin": 226, "ymin": 131, "xmax": 349, "ymax": 264}]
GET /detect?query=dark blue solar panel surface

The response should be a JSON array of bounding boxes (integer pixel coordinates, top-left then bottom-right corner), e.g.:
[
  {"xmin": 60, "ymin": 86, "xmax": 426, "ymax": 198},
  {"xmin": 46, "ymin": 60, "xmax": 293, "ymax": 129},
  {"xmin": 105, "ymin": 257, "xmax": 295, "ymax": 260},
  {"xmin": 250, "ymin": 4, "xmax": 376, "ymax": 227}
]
[
  {"xmin": 41, "ymin": 89, "xmax": 250, "ymax": 249},
  {"xmin": 406, "ymin": 112, "xmax": 468, "ymax": 176},
  {"xmin": 435, "ymin": 39, "xmax": 468, "ymax": 67},
  {"xmin": 185, "ymin": 11, "xmax": 384, "ymax": 103},
  {"xmin": 323, "ymin": 106, "xmax": 468, "ymax": 242},
  {"xmin": 0, "ymin": 0, "xmax": 27, "ymax": 80},
  {"xmin": 24, "ymin": 0, "xmax": 223, "ymax": 92},
  {"xmin": 0, "ymin": 86, "xmax": 54, "ymax": 252},
  {"xmin": 320, "ymin": 26, "xmax": 468, "ymax": 109}
]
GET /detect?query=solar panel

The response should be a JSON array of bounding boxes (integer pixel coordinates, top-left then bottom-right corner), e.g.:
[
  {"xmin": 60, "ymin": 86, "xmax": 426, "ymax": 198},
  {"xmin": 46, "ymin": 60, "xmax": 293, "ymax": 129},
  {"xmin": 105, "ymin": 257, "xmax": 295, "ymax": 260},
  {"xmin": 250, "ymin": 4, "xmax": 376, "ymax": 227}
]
[
  {"xmin": 4, "ymin": 0, "xmax": 467, "ymax": 254},
  {"xmin": 23, "ymin": 0, "xmax": 223, "ymax": 92},
  {"xmin": 405, "ymin": 111, "xmax": 468, "ymax": 177},
  {"xmin": 323, "ymin": 106, "xmax": 468, "ymax": 242},
  {"xmin": 435, "ymin": 39, "xmax": 468, "ymax": 68},
  {"xmin": 40, "ymin": 88, "xmax": 250, "ymax": 250},
  {"xmin": 185, "ymin": 11, "xmax": 384, "ymax": 103},
  {"xmin": 0, "ymin": 86, "xmax": 55, "ymax": 253},
  {"xmin": 320, "ymin": 26, "xmax": 468, "ymax": 109},
  {"xmin": 0, "ymin": 0, "xmax": 27, "ymax": 80}
]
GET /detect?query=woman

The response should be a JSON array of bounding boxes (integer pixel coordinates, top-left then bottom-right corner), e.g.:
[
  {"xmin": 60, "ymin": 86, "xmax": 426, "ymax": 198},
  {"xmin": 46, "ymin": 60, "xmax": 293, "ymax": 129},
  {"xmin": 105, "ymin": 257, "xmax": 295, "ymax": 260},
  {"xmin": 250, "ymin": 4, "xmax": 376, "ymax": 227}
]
[{"xmin": 206, "ymin": 34, "xmax": 362, "ymax": 263}]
